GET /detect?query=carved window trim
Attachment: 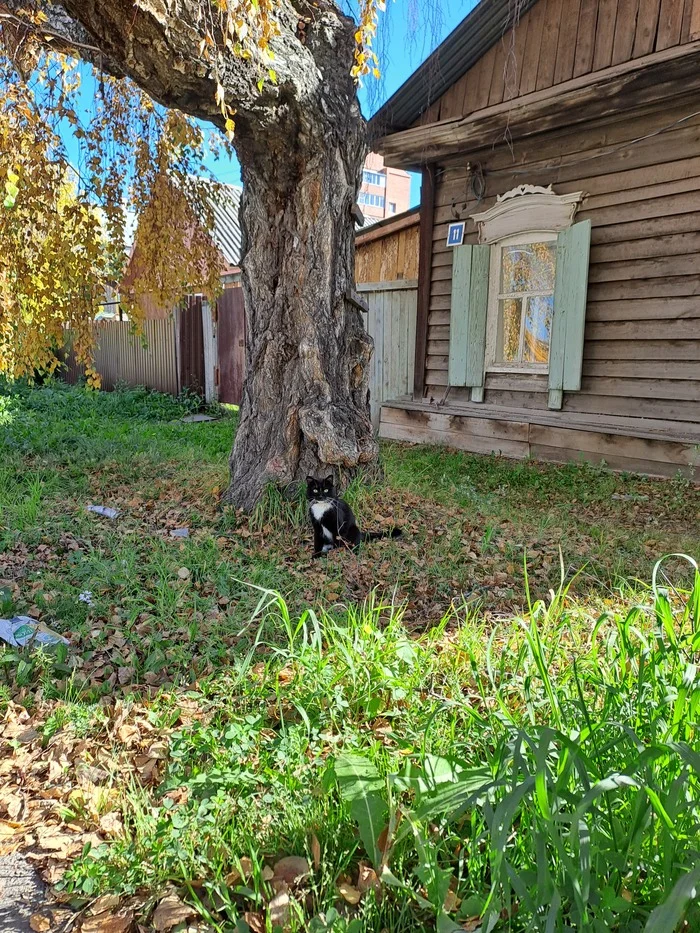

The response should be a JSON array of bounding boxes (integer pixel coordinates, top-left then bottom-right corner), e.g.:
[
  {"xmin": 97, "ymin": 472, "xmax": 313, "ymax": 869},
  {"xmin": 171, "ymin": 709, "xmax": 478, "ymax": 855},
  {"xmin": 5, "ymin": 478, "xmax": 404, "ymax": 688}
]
[
  {"xmin": 470, "ymin": 184, "xmax": 584, "ymax": 245},
  {"xmin": 472, "ymin": 185, "xmax": 584, "ymax": 376}
]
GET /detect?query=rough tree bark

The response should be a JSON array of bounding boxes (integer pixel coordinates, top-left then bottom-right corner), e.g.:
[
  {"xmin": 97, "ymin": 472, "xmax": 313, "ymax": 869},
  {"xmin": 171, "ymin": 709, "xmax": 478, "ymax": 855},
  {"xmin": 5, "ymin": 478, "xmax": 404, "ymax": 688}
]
[{"xmin": 4, "ymin": 0, "xmax": 378, "ymax": 510}]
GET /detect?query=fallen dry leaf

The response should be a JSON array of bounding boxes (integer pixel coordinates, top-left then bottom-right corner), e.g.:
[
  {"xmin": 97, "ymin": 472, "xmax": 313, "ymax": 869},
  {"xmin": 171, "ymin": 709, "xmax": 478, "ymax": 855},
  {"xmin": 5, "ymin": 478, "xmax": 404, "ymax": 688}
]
[
  {"xmin": 462, "ymin": 919, "xmax": 482, "ymax": 932},
  {"xmin": 243, "ymin": 913, "xmax": 265, "ymax": 933},
  {"xmin": 273, "ymin": 856, "xmax": 310, "ymax": 885},
  {"xmin": 116, "ymin": 724, "xmax": 139, "ymax": 746},
  {"xmin": 29, "ymin": 914, "xmax": 52, "ymax": 932},
  {"xmin": 0, "ymin": 819, "xmax": 21, "ymax": 838},
  {"xmin": 81, "ymin": 910, "xmax": 134, "ymax": 933},
  {"xmin": 18, "ymin": 728, "xmax": 40, "ymax": 745},
  {"xmin": 151, "ymin": 894, "xmax": 196, "ymax": 932},
  {"xmin": 99, "ymin": 812, "xmax": 124, "ymax": 839},
  {"xmin": 338, "ymin": 882, "xmax": 361, "ymax": 905},
  {"xmin": 310, "ymin": 833, "xmax": 321, "ymax": 870},
  {"xmin": 89, "ymin": 895, "xmax": 121, "ymax": 915},
  {"xmin": 36, "ymin": 830, "xmax": 82, "ymax": 858},
  {"xmin": 444, "ymin": 887, "xmax": 460, "ymax": 912},
  {"xmin": 268, "ymin": 886, "xmax": 291, "ymax": 928},
  {"xmin": 147, "ymin": 741, "xmax": 169, "ymax": 760},
  {"xmin": 225, "ymin": 855, "xmax": 254, "ymax": 886},
  {"xmin": 2, "ymin": 793, "xmax": 22, "ymax": 820},
  {"xmin": 357, "ymin": 862, "xmax": 381, "ymax": 897}
]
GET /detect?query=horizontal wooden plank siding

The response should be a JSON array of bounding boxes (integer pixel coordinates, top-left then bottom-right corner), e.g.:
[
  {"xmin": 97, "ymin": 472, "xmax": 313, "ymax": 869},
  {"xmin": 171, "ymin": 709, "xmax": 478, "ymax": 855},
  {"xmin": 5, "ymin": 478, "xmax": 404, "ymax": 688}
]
[
  {"xmin": 379, "ymin": 403, "xmax": 700, "ymax": 480},
  {"xmin": 419, "ymin": 0, "xmax": 697, "ymax": 128},
  {"xmin": 420, "ymin": 101, "xmax": 700, "ymax": 442},
  {"xmin": 356, "ymin": 217, "xmax": 420, "ymax": 284}
]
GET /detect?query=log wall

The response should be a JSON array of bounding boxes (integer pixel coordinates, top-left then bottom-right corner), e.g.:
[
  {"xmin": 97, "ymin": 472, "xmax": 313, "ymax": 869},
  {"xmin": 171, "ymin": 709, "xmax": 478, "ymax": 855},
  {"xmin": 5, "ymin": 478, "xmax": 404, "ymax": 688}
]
[
  {"xmin": 422, "ymin": 100, "xmax": 700, "ymax": 437},
  {"xmin": 416, "ymin": 0, "xmax": 700, "ymax": 127}
]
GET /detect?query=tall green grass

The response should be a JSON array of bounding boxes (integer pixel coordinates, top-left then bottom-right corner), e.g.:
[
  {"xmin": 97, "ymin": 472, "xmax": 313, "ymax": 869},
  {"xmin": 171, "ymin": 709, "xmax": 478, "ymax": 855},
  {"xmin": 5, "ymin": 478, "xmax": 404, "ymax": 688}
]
[
  {"xmin": 55, "ymin": 559, "xmax": 700, "ymax": 931},
  {"xmin": 336, "ymin": 556, "xmax": 700, "ymax": 931}
]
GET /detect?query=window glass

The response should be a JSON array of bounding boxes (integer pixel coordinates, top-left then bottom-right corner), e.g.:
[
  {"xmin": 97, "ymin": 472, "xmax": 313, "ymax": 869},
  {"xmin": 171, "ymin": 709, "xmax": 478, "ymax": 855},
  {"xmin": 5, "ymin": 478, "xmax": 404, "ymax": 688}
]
[
  {"xmin": 496, "ymin": 241, "xmax": 556, "ymax": 365},
  {"xmin": 359, "ymin": 193, "xmax": 385, "ymax": 207},
  {"xmin": 362, "ymin": 170, "xmax": 387, "ymax": 187},
  {"xmin": 501, "ymin": 242, "xmax": 556, "ymax": 294}
]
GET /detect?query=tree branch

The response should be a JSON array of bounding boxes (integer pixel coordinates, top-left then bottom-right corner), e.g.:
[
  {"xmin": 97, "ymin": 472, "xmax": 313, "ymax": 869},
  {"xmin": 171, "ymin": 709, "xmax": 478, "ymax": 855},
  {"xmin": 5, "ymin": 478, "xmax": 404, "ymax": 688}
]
[
  {"xmin": 1, "ymin": 1, "xmax": 359, "ymax": 138},
  {"xmin": 0, "ymin": 11, "xmax": 101, "ymax": 53}
]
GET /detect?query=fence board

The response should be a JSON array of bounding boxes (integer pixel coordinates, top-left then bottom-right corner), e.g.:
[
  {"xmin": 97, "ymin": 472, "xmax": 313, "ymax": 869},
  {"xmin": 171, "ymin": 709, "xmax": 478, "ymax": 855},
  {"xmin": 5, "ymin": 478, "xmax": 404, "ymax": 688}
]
[
  {"xmin": 63, "ymin": 318, "xmax": 178, "ymax": 395},
  {"xmin": 180, "ymin": 297, "xmax": 205, "ymax": 394},
  {"xmin": 217, "ymin": 286, "xmax": 246, "ymax": 405}
]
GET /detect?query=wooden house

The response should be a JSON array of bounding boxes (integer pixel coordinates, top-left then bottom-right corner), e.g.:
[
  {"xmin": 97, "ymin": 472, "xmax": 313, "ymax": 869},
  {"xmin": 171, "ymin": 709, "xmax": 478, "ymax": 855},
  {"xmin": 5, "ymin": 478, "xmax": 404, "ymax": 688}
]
[{"xmin": 370, "ymin": 0, "xmax": 700, "ymax": 478}]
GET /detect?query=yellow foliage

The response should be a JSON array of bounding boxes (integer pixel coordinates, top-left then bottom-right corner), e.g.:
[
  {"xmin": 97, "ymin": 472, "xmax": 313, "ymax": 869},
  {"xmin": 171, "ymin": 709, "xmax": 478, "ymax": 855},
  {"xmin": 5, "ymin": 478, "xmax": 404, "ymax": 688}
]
[
  {"xmin": 352, "ymin": 0, "xmax": 388, "ymax": 81},
  {"xmin": 0, "ymin": 0, "xmax": 387, "ymax": 379},
  {"xmin": 0, "ymin": 79, "xmax": 105, "ymax": 379},
  {"xmin": 0, "ymin": 49, "xmax": 227, "ymax": 380}
]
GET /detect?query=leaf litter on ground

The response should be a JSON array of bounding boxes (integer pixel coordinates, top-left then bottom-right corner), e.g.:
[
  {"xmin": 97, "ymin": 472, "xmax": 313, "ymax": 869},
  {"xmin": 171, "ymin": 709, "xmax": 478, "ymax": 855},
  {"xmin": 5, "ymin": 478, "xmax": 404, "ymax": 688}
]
[{"xmin": 1, "ymin": 384, "xmax": 698, "ymax": 931}]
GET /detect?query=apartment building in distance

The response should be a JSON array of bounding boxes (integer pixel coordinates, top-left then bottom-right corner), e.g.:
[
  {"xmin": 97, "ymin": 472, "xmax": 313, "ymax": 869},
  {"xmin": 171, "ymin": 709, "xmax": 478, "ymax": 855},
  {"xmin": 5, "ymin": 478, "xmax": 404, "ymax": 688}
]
[{"xmin": 358, "ymin": 152, "xmax": 411, "ymax": 222}]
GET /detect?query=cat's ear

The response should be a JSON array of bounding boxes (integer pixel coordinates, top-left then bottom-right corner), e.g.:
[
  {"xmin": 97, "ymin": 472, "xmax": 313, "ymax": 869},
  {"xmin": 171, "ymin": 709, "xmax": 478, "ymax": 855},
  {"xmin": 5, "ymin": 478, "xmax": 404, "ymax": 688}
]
[
  {"xmin": 306, "ymin": 475, "xmax": 315, "ymax": 485},
  {"xmin": 325, "ymin": 474, "xmax": 334, "ymax": 485}
]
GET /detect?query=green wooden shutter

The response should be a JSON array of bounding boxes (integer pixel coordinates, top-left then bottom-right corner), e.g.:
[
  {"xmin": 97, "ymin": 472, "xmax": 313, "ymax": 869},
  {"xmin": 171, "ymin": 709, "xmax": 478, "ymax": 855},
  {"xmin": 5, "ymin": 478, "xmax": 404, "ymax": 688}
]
[
  {"xmin": 448, "ymin": 244, "xmax": 490, "ymax": 402},
  {"xmin": 548, "ymin": 220, "xmax": 592, "ymax": 410}
]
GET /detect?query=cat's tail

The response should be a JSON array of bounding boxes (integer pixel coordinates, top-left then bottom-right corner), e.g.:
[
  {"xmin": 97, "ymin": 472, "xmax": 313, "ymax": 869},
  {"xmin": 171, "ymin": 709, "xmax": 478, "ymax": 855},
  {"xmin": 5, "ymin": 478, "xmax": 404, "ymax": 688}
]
[{"xmin": 362, "ymin": 527, "xmax": 402, "ymax": 542}]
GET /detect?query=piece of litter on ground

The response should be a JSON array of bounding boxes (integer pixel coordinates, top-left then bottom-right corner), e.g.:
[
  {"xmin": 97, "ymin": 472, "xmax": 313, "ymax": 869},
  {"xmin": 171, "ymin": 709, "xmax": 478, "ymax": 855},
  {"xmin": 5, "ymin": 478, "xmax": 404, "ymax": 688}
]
[
  {"xmin": 169, "ymin": 528, "xmax": 190, "ymax": 538},
  {"xmin": 78, "ymin": 591, "xmax": 94, "ymax": 605},
  {"xmin": 611, "ymin": 494, "xmax": 649, "ymax": 502},
  {"xmin": 0, "ymin": 617, "xmax": 69, "ymax": 648},
  {"xmin": 87, "ymin": 504, "xmax": 121, "ymax": 519},
  {"xmin": 180, "ymin": 414, "xmax": 215, "ymax": 423}
]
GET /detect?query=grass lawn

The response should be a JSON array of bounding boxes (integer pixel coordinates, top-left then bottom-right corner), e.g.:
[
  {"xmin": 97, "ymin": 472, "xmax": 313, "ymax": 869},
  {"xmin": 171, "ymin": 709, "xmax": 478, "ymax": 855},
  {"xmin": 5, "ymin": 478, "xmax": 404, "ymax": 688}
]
[{"xmin": 0, "ymin": 381, "xmax": 698, "ymax": 933}]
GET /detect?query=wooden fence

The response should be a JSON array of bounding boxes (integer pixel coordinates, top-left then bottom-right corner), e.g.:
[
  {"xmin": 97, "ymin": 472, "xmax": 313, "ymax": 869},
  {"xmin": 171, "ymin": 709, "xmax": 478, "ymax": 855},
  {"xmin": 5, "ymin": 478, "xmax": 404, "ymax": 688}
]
[
  {"xmin": 64, "ymin": 283, "xmax": 414, "ymax": 429},
  {"xmin": 64, "ymin": 318, "xmax": 179, "ymax": 394},
  {"xmin": 63, "ymin": 292, "xmax": 246, "ymax": 405},
  {"xmin": 360, "ymin": 280, "xmax": 417, "ymax": 429}
]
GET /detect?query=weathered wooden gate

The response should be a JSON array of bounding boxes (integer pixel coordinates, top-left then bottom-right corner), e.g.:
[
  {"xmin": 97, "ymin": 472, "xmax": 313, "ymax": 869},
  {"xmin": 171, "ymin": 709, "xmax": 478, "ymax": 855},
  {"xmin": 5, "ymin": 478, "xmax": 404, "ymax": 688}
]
[
  {"xmin": 179, "ymin": 296, "xmax": 205, "ymax": 395},
  {"xmin": 358, "ymin": 280, "xmax": 418, "ymax": 430},
  {"xmin": 216, "ymin": 286, "xmax": 246, "ymax": 405}
]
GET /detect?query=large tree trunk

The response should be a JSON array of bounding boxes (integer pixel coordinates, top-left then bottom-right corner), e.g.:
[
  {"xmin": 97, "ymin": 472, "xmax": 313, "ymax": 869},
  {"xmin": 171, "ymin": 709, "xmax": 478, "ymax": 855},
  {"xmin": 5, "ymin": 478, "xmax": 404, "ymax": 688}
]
[
  {"xmin": 230, "ymin": 69, "xmax": 377, "ymax": 509},
  {"xmin": 5, "ymin": 0, "xmax": 379, "ymax": 509}
]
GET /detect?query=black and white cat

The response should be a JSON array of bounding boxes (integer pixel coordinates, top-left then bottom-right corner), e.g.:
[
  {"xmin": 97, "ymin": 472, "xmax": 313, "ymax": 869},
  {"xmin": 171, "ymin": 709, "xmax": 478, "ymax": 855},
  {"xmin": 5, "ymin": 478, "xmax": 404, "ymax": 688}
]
[{"xmin": 306, "ymin": 475, "xmax": 402, "ymax": 558}]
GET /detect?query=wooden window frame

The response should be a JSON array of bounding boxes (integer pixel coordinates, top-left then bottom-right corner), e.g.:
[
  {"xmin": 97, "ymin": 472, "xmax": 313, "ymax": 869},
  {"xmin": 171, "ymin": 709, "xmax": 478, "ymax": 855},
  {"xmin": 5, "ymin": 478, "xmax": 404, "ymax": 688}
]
[{"xmin": 485, "ymin": 230, "xmax": 558, "ymax": 376}]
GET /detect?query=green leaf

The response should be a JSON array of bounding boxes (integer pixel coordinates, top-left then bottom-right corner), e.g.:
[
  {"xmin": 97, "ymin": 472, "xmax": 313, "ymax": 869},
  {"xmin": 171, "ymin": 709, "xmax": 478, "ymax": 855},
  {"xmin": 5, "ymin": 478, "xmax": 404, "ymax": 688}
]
[
  {"xmin": 644, "ymin": 863, "xmax": 700, "ymax": 933},
  {"xmin": 335, "ymin": 753, "xmax": 387, "ymax": 867},
  {"xmin": 403, "ymin": 763, "xmax": 492, "ymax": 826},
  {"xmin": 436, "ymin": 912, "xmax": 463, "ymax": 932}
]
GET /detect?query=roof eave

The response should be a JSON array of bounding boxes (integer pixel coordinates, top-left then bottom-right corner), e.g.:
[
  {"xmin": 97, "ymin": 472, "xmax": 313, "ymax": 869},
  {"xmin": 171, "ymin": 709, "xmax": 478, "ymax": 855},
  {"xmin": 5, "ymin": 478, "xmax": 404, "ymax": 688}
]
[{"xmin": 368, "ymin": 0, "xmax": 540, "ymax": 137}]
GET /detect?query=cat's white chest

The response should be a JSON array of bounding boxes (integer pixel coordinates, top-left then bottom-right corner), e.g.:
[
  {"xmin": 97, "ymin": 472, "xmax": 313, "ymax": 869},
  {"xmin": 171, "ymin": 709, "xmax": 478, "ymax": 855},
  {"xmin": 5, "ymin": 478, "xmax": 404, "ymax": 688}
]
[{"xmin": 310, "ymin": 501, "xmax": 333, "ymax": 521}]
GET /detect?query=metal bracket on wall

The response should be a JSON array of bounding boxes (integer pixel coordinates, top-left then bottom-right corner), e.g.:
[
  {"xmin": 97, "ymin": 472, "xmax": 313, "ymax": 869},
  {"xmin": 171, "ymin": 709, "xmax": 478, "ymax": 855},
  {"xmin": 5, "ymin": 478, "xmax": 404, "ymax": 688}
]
[{"xmin": 345, "ymin": 289, "xmax": 369, "ymax": 313}]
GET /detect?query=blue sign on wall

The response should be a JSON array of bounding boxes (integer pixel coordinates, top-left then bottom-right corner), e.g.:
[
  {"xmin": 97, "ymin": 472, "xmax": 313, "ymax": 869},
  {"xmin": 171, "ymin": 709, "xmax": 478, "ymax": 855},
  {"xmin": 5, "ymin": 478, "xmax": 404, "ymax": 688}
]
[{"xmin": 446, "ymin": 222, "xmax": 465, "ymax": 247}]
